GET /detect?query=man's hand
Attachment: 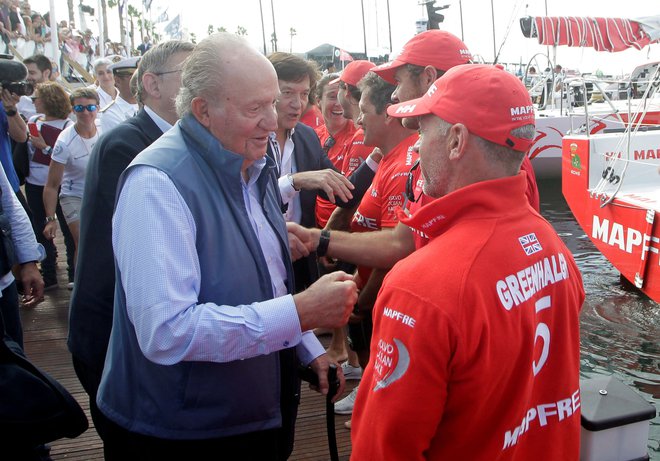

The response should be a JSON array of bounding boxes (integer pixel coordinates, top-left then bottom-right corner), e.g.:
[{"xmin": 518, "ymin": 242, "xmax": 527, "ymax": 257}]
[
  {"xmin": 288, "ymin": 225, "xmax": 310, "ymax": 261},
  {"xmin": 1, "ymin": 88, "xmax": 20, "ymax": 108},
  {"xmin": 19, "ymin": 262, "xmax": 44, "ymax": 308},
  {"xmin": 308, "ymin": 354, "xmax": 346, "ymax": 402},
  {"xmin": 286, "ymin": 222, "xmax": 319, "ymax": 254},
  {"xmin": 293, "ymin": 271, "xmax": 357, "ymax": 331},
  {"xmin": 292, "ymin": 169, "xmax": 354, "ymax": 204}
]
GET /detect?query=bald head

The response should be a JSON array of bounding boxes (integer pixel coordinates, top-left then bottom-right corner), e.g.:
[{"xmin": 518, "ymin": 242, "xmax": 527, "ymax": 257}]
[{"xmin": 176, "ymin": 33, "xmax": 276, "ymax": 118}]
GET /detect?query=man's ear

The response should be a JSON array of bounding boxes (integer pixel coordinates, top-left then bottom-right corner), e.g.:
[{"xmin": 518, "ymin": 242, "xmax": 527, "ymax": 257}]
[
  {"xmin": 141, "ymin": 72, "xmax": 159, "ymax": 99},
  {"xmin": 191, "ymin": 96, "xmax": 210, "ymax": 127},
  {"xmin": 420, "ymin": 66, "xmax": 439, "ymax": 89},
  {"xmin": 448, "ymin": 123, "xmax": 469, "ymax": 160}
]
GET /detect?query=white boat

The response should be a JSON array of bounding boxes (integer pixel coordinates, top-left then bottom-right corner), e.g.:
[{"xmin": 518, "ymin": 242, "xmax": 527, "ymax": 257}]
[
  {"xmin": 520, "ymin": 15, "xmax": 660, "ymax": 178},
  {"xmin": 561, "ymin": 61, "xmax": 660, "ymax": 304}
]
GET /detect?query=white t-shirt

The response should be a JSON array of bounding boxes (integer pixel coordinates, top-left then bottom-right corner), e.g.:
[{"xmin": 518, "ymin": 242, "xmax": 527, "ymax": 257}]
[
  {"xmin": 51, "ymin": 124, "xmax": 101, "ymax": 198},
  {"xmin": 26, "ymin": 117, "xmax": 70, "ymax": 187}
]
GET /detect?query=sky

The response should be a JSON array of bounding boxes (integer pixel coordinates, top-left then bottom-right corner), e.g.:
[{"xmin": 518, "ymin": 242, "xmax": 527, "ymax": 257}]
[{"xmin": 29, "ymin": 0, "xmax": 660, "ymax": 77}]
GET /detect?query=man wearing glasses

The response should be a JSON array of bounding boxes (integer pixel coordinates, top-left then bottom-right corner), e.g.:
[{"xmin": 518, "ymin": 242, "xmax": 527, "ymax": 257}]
[
  {"xmin": 266, "ymin": 52, "xmax": 379, "ymax": 293},
  {"xmin": 99, "ymin": 56, "xmax": 140, "ymax": 133},
  {"xmin": 67, "ymin": 41, "xmax": 194, "ymax": 453}
]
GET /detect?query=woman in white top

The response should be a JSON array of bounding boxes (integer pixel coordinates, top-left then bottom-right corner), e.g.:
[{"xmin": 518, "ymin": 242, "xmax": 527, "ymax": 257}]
[
  {"xmin": 25, "ymin": 81, "xmax": 75, "ymax": 288},
  {"xmin": 43, "ymin": 88, "xmax": 101, "ymax": 262},
  {"xmin": 89, "ymin": 58, "xmax": 117, "ymax": 110}
]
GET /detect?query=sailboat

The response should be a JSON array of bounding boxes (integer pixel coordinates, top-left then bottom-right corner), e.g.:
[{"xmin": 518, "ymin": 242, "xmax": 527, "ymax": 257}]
[
  {"xmin": 561, "ymin": 61, "xmax": 660, "ymax": 303},
  {"xmin": 520, "ymin": 15, "xmax": 660, "ymax": 178}
]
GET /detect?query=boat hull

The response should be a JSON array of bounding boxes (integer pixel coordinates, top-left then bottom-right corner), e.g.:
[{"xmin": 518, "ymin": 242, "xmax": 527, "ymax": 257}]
[{"xmin": 562, "ymin": 132, "xmax": 660, "ymax": 302}]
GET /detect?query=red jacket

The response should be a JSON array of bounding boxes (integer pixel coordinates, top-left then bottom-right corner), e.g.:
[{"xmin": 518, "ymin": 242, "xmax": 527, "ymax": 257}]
[{"xmin": 351, "ymin": 173, "xmax": 584, "ymax": 461}]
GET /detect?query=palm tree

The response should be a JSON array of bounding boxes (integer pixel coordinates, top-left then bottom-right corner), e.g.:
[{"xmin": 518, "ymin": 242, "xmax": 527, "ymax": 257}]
[
  {"xmin": 67, "ymin": 0, "xmax": 75, "ymax": 27},
  {"xmin": 236, "ymin": 26, "xmax": 247, "ymax": 36},
  {"xmin": 127, "ymin": 5, "xmax": 141, "ymax": 52},
  {"xmin": 101, "ymin": 0, "xmax": 108, "ymax": 41},
  {"xmin": 289, "ymin": 27, "xmax": 296, "ymax": 53},
  {"xmin": 107, "ymin": 0, "xmax": 127, "ymax": 49}
]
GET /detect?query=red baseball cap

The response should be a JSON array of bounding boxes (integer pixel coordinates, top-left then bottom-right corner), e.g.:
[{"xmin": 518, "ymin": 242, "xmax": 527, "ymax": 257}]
[
  {"xmin": 330, "ymin": 60, "xmax": 376, "ymax": 87},
  {"xmin": 387, "ymin": 64, "xmax": 535, "ymax": 152},
  {"xmin": 373, "ymin": 30, "xmax": 472, "ymax": 84}
]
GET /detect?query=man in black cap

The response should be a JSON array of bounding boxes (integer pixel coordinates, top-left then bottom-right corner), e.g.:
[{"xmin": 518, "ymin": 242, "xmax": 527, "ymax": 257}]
[{"xmin": 99, "ymin": 56, "xmax": 139, "ymax": 133}]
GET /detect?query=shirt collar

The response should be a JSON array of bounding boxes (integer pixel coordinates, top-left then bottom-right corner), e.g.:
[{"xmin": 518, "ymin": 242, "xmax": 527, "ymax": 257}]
[
  {"xmin": 400, "ymin": 173, "xmax": 529, "ymax": 239},
  {"xmin": 143, "ymin": 105, "xmax": 173, "ymax": 133}
]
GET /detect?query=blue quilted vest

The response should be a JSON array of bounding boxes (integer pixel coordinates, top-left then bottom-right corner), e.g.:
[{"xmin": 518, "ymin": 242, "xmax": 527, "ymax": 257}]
[{"xmin": 97, "ymin": 114, "xmax": 298, "ymax": 439}]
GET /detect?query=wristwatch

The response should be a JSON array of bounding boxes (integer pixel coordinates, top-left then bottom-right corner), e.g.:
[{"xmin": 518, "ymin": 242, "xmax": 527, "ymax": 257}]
[
  {"xmin": 43, "ymin": 146, "xmax": 53, "ymax": 155},
  {"xmin": 316, "ymin": 229, "xmax": 331, "ymax": 257},
  {"xmin": 4, "ymin": 108, "xmax": 17, "ymax": 116},
  {"xmin": 44, "ymin": 215, "xmax": 57, "ymax": 224},
  {"xmin": 287, "ymin": 173, "xmax": 300, "ymax": 191}
]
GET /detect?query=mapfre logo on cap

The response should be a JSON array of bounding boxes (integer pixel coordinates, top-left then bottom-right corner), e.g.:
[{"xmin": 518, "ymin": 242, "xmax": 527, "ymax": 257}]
[
  {"xmin": 510, "ymin": 105, "xmax": 534, "ymax": 121},
  {"xmin": 426, "ymin": 82, "xmax": 438, "ymax": 97},
  {"xmin": 459, "ymin": 49, "xmax": 472, "ymax": 59}
]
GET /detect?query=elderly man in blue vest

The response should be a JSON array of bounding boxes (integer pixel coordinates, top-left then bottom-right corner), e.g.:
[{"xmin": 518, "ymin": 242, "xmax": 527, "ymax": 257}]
[{"xmin": 95, "ymin": 33, "xmax": 357, "ymax": 460}]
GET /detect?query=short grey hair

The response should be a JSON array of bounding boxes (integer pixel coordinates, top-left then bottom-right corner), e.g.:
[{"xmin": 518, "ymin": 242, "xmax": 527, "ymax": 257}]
[
  {"xmin": 437, "ymin": 118, "xmax": 535, "ymax": 168},
  {"xmin": 176, "ymin": 33, "xmax": 248, "ymax": 118},
  {"xmin": 92, "ymin": 57, "xmax": 112, "ymax": 74},
  {"xmin": 136, "ymin": 40, "xmax": 195, "ymax": 105}
]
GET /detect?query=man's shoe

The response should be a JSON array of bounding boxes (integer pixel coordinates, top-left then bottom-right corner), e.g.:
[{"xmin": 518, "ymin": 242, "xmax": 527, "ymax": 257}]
[
  {"xmin": 341, "ymin": 362, "xmax": 362, "ymax": 381},
  {"xmin": 334, "ymin": 385, "xmax": 358, "ymax": 415},
  {"xmin": 43, "ymin": 280, "xmax": 58, "ymax": 292}
]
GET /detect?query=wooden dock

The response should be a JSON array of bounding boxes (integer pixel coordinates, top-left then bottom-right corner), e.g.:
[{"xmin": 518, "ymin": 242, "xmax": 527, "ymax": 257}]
[{"xmin": 21, "ymin": 239, "xmax": 356, "ymax": 460}]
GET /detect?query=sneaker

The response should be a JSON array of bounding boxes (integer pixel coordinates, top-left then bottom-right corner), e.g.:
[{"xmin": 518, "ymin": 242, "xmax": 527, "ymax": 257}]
[
  {"xmin": 334, "ymin": 385, "xmax": 358, "ymax": 415},
  {"xmin": 341, "ymin": 362, "xmax": 362, "ymax": 381}
]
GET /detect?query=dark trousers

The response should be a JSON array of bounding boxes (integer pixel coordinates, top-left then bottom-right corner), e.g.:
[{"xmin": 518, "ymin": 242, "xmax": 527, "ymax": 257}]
[
  {"xmin": 0, "ymin": 281, "xmax": 21, "ymax": 347},
  {"xmin": 71, "ymin": 356, "xmax": 108, "ymax": 443},
  {"xmin": 78, "ymin": 350, "xmax": 300, "ymax": 461},
  {"xmin": 24, "ymin": 182, "xmax": 75, "ymax": 282},
  {"xmin": 96, "ymin": 410, "xmax": 290, "ymax": 461}
]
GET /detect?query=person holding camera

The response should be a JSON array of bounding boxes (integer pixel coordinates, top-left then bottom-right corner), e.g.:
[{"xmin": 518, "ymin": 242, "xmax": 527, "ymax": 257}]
[{"xmin": 0, "ymin": 58, "xmax": 45, "ymax": 342}]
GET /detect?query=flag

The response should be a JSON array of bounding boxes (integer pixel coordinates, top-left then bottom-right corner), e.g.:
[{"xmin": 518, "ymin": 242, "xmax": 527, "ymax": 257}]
[
  {"xmin": 339, "ymin": 49, "xmax": 353, "ymax": 62},
  {"xmin": 164, "ymin": 14, "xmax": 181, "ymax": 39},
  {"xmin": 518, "ymin": 233, "xmax": 543, "ymax": 256},
  {"xmin": 155, "ymin": 9, "xmax": 169, "ymax": 24}
]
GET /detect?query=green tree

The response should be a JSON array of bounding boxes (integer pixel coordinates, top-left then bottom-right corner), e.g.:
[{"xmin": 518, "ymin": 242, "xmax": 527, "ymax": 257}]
[
  {"xmin": 208, "ymin": 24, "xmax": 214, "ymax": 36},
  {"xmin": 107, "ymin": 0, "xmax": 127, "ymax": 49},
  {"xmin": 127, "ymin": 5, "xmax": 141, "ymax": 52},
  {"xmin": 236, "ymin": 26, "xmax": 247, "ymax": 36},
  {"xmin": 217, "ymin": 26, "xmax": 227, "ymax": 33},
  {"xmin": 189, "ymin": 32, "xmax": 197, "ymax": 44}
]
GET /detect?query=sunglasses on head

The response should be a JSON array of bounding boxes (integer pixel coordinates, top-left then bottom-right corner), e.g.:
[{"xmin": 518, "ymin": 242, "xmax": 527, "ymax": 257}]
[{"xmin": 73, "ymin": 104, "xmax": 98, "ymax": 113}]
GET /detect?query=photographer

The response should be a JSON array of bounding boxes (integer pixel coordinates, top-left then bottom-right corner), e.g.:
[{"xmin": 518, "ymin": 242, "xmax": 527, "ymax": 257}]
[{"xmin": 0, "ymin": 59, "xmax": 29, "ymax": 195}]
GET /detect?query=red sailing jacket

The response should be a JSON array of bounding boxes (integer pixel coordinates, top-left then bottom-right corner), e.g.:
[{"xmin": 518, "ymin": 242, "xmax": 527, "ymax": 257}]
[{"xmin": 351, "ymin": 173, "xmax": 584, "ymax": 461}]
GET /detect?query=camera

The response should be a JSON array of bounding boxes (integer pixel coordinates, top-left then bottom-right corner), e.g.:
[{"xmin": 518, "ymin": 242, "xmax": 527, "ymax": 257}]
[{"xmin": 1, "ymin": 81, "xmax": 34, "ymax": 96}]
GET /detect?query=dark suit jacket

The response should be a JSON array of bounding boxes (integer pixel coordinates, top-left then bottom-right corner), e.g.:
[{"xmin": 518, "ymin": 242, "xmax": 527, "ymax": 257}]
[
  {"xmin": 67, "ymin": 109, "xmax": 163, "ymax": 383},
  {"xmin": 267, "ymin": 122, "xmax": 375, "ymax": 290}
]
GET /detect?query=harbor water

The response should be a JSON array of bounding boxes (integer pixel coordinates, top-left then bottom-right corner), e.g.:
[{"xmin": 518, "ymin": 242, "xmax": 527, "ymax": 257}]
[{"xmin": 538, "ymin": 179, "xmax": 659, "ymax": 459}]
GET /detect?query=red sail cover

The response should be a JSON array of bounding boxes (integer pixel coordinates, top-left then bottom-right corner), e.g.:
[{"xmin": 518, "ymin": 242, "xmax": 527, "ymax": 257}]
[{"xmin": 533, "ymin": 16, "xmax": 658, "ymax": 52}]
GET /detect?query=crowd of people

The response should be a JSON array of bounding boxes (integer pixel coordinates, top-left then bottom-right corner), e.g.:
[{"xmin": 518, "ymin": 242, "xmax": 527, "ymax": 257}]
[
  {"xmin": 0, "ymin": 0, "xmax": 145, "ymax": 80},
  {"xmin": 0, "ymin": 25, "xmax": 585, "ymax": 461}
]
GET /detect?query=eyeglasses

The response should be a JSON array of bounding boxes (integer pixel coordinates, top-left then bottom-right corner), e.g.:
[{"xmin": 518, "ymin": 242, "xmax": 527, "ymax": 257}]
[
  {"xmin": 404, "ymin": 158, "xmax": 422, "ymax": 205},
  {"xmin": 153, "ymin": 69, "xmax": 182, "ymax": 76},
  {"xmin": 73, "ymin": 104, "xmax": 98, "ymax": 113},
  {"xmin": 322, "ymin": 135, "xmax": 336, "ymax": 154},
  {"xmin": 30, "ymin": 95, "xmax": 39, "ymax": 101}
]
